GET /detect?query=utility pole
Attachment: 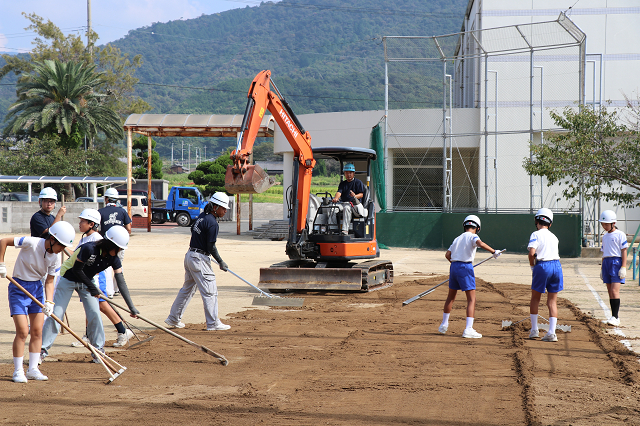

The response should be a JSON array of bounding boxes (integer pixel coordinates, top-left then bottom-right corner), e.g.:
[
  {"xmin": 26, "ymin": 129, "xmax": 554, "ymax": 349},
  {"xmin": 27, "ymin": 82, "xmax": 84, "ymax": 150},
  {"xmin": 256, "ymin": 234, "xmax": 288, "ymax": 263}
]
[
  {"xmin": 188, "ymin": 144, "xmax": 191, "ymax": 172},
  {"xmin": 171, "ymin": 143, "xmax": 174, "ymax": 165},
  {"xmin": 181, "ymin": 140, "xmax": 184, "ymax": 166},
  {"xmin": 87, "ymin": 0, "xmax": 92, "ymax": 57},
  {"xmin": 204, "ymin": 146, "xmax": 206, "ymax": 161}
]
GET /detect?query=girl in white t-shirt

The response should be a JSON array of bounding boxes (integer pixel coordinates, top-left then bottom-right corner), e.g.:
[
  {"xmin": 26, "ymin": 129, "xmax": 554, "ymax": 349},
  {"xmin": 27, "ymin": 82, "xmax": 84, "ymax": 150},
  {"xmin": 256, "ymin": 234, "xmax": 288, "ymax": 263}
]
[
  {"xmin": 598, "ymin": 210, "xmax": 628, "ymax": 326},
  {"xmin": 0, "ymin": 221, "xmax": 75, "ymax": 383}
]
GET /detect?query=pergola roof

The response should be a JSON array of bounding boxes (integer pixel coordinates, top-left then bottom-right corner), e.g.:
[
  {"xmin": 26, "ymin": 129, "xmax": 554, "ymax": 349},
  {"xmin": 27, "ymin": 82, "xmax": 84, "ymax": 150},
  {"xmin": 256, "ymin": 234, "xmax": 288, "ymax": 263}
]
[
  {"xmin": 0, "ymin": 176, "xmax": 129, "ymax": 184},
  {"xmin": 123, "ymin": 114, "xmax": 275, "ymax": 137}
]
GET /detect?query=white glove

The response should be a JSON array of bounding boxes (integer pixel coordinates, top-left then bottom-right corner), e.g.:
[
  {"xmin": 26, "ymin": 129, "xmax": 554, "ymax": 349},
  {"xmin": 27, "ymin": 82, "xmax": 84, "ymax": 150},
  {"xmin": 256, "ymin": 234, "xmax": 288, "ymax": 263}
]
[
  {"xmin": 619, "ymin": 267, "xmax": 627, "ymax": 279},
  {"xmin": 0, "ymin": 262, "xmax": 5, "ymax": 278},
  {"xmin": 43, "ymin": 300, "xmax": 54, "ymax": 317},
  {"xmin": 492, "ymin": 251, "xmax": 501, "ymax": 259}
]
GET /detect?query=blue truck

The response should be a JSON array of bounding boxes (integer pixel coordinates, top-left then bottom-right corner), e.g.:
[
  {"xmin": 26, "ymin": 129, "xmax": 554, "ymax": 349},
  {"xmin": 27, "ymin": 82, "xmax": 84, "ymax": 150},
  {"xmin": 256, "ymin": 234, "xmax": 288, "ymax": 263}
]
[{"xmin": 151, "ymin": 186, "xmax": 207, "ymax": 227}]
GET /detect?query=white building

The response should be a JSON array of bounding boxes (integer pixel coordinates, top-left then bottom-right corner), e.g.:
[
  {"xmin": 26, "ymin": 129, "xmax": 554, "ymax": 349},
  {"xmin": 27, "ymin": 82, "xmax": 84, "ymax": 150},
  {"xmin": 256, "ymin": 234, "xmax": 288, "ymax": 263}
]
[{"xmin": 274, "ymin": 1, "xmax": 640, "ymax": 240}]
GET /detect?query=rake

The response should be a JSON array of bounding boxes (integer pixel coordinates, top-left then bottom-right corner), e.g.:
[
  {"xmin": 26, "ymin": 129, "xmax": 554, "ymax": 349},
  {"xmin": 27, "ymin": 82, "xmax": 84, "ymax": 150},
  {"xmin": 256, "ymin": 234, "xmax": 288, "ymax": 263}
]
[
  {"xmin": 7, "ymin": 277, "xmax": 127, "ymax": 384},
  {"xmin": 211, "ymin": 259, "xmax": 305, "ymax": 307},
  {"xmin": 501, "ymin": 315, "xmax": 571, "ymax": 332},
  {"xmin": 403, "ymin": 249, "xmax": 506, "ymax": 306}
]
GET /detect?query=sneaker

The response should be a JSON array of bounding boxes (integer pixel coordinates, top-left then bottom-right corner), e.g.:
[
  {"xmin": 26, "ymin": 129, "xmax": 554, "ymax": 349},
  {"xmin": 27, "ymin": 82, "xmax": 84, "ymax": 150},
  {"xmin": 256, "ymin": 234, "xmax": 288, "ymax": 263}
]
[
  {"xmin": 26, "ymin": 369, "xmax": 48, "ymax": 381},
  {"xmin": 39, "ymin": 350, "xmax": 47, "ymax": 365},
  {"xmin": 113, "ymin": 291, "xmax": 120, "ymax": 297},
  {"xmin": 91, "ymin": 348, "xmax": 105, "ymax": 364},
  {"xmin": 462, "ymin": 328, "xmax": 482, "ymax": 339},
  {"xmin": 541, "ymin": 333, "xmax": 558, "ymax": 342},
  {"xmin": 529, "ymin": 328, "xmax": 539, "ymax": 339},
  {"xmin": 164, "ymin": 318, "xmax": 185, "ymax": 329},
  {"xmin": 12, "ymin": 370, "xmax": 27, "ymax": 383},
  {"xmin": 206, "ymin": 320, "xmax": 231, "ymax": 331},
  {"xmin": 438, "ymin": 323, "xmax": 448, "ymax": 334},
  {"xmin": 607, "ymin": 316, "xmax": 620, "ymax": 326},
  {"xmin": 71, "ymin": 334, "xmax": 90, "ymax": 348},
  {"xmin": 113, "ymin": 329, "xmax": 135, "ymax": 347}
]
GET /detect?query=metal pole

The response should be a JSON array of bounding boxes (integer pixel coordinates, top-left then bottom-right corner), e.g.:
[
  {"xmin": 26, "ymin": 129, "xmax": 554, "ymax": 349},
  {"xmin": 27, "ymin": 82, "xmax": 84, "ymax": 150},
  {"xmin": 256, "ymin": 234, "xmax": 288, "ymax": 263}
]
[
  {"xmin": 147, "ymin": 135, "xmax": 152, "ymax": 232},
  {"xmin": 484, "ymin": 54, "xmax": 489, "ymax": 213},
  {"xmin": 487, "ymin": 70, "xmax": 498, "ymax": 213},
  {"xmin": 529, "ymin": 49, "xmax": 534, "ymax": 213},
  {"xmin": 236, "ymin": 194, "xmax": 241, "ymax": 235},
  {"xmin": 442, "ymin": 59, "xmax": 447, "ymax": 211},
  {"xmin": 534, "ymin": 66, "xmax": 544, "ymax": 208},
  {"xmin": 384, "ymin": 57, "xmax": 389, "ymax": 211},
  {"xmin": 126, "ymin": 129, "xmax": 133, "ymax": 219}
]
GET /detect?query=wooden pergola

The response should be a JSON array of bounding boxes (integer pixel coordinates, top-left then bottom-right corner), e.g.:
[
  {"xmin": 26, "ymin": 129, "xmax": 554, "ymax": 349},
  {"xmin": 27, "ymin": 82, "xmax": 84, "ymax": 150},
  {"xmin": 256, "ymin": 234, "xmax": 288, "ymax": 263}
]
[{"xmin": 123, "ymin": 113, "xmax": 275, "ymax": 232}]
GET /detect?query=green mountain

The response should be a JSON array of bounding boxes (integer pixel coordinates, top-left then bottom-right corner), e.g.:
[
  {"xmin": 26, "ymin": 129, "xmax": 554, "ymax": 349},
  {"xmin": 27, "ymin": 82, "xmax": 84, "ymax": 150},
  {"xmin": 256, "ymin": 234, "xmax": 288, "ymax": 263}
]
[{"xmin": 1, "ymin": 0, "xmax": 468, "ymax": 160}]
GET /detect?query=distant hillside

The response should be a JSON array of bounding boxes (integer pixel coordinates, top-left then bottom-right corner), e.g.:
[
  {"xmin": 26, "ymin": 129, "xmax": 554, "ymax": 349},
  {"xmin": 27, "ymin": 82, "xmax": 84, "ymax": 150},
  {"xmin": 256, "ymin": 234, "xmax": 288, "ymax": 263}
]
[{"xmin": 1, "ymin": 0, "xmax": 468, "ymax": 159}]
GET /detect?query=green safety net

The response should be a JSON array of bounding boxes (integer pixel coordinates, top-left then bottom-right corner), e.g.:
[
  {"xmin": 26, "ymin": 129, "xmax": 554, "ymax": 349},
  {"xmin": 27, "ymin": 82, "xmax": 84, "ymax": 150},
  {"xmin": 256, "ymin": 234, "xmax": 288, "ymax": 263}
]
[{"xmin": 369, "ymin": 123, "xmax": 386, "ymax": 212}]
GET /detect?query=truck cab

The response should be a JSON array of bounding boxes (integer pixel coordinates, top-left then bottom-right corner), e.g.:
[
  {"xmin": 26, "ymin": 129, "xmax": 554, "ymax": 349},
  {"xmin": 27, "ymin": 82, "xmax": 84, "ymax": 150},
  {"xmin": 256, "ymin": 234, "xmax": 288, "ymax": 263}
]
[{"xmin": 151, "ymin": 186, "xmax": 207, "ymax": 227}]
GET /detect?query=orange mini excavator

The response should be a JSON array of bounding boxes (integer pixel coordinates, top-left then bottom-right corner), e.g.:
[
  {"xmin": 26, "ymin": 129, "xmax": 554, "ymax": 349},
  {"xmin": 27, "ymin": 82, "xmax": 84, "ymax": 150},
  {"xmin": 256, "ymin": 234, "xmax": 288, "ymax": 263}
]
[{"xmin": 225, "ymin": 70, "xmax": 393, "ymax": 292}]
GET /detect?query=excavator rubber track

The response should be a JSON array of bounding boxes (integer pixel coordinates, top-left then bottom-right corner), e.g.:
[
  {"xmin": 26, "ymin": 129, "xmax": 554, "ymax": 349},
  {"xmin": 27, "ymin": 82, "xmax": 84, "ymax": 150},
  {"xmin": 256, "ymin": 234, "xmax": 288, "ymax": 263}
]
[{"xmin": 258, "ymin": 259, "xmax": 393, "ymax": 292}]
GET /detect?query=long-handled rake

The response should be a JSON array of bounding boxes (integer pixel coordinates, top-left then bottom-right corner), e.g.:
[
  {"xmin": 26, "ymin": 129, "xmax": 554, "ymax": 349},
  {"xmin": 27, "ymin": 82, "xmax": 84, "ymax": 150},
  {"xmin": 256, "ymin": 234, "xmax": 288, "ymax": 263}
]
[
  {"xmin": 7, "ymin": 277, "xmax": 127, "ymax": 384},
  {"xmin": 403, "ymin": 250, "xmax": 506, "ymax": 306},
  {"xmin": 211, "ymin": 259, "xmax": 305, "ymax": 307},
  {"xmin": 98, "ymin": 294, "xmax": 155, "ymax": 349},
  {"xmin": 501, "ymin": 315, "xmax": 571, "ymax": 332},
  {"xmin": 102, "ymin": 297, "xmax": 229, "ymax": 366}
]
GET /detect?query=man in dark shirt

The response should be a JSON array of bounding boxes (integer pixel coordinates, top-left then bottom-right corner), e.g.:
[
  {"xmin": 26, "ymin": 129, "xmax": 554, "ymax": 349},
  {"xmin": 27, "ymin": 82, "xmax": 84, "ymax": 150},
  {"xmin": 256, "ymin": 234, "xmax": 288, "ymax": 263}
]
[
  {"xmin": 165, "ymin": 192, "xmax": 231, "ymax": 331},
  {"xmin": 331, "ymin": 163, "xmax": 367, "ymax": 235},
  {"xmin": 30, "ymin": 187, "xmax": 66, "ymax": 238},
  {"xmin": 98, "ymin": 188, "xmax": 132, "ymax": 237}
]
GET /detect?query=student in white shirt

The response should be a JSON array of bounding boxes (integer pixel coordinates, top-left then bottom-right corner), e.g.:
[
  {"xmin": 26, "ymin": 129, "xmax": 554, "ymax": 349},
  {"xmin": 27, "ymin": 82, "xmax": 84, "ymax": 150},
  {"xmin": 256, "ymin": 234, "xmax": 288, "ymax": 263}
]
[
  {"xmin": 598, "ymin": 210, "xmax": 628, "ymax": 326},
  {"xmin": 0, "ymin": 222, "xmax": 75, "ymax": 383},
  {"xmin": 528, "ymin": 208, "xmax": 563, "ymax": 342},
  {"xmin": 438, "ymin": 215, "xmax": 500, "ymax": 339}
]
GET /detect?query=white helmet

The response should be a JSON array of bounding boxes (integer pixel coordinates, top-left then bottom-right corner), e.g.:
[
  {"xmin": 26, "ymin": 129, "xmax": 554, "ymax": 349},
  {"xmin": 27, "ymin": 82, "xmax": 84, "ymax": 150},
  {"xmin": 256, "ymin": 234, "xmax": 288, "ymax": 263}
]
[
  {"xmin": 79, "ymin": 208, "xmax": 101, "ymax": 226},
  {"xmin": 49, "ymin": 221, "xmax": 75, "ymax": 247},
  {"xmin": 39, "ymin": 187, "xmax": 57, "ymax": 200},
  {"xmin": 599, "ymin": 210, "xmax": 616, "ymax": 223},
  {"xmin": 463, "ymin": 214, "xmax": 481, "ymax": 231},
  {"xmin": 209, "ymin": 192, "xmax": 230, "ymax": 209},
  {"xmin": 104, "ymin": 188, "xmax": 119, "ymax": 199},
  {"xmin": 535, "ymin": 208, "xmax": 553, "ymax": 225},
  {"xmin": 105, "ymin": 225, "xmax": 129, "ymax": 249}
]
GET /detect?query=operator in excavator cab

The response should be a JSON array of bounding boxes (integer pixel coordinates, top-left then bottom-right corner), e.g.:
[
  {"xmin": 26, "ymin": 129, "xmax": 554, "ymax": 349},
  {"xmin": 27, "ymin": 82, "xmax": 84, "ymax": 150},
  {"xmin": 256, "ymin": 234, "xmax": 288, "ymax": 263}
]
[{"xmin": 330, "ymin": 163, "xmax": 367, "ymax": 235}]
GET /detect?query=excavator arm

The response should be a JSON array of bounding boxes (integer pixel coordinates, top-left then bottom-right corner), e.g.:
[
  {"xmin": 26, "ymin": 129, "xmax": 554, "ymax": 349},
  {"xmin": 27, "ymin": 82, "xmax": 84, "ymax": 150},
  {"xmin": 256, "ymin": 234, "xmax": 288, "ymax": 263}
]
[{"xmin": 225, "ymin": 70, "xmax": 316, "ymax": 237}]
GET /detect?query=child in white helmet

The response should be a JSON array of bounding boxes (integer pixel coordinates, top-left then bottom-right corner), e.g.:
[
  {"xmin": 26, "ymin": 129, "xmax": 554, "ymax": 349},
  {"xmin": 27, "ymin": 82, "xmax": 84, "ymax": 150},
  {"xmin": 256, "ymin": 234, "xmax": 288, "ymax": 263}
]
[
  {"xmin": 70, "ymin": 209, "xmax": 135, "ymax": 347},
  {"xmin": 528, "ymin": 208, "xmax": 564, "ymax": 342},
  {"xmin": 598, "ymin": 210, "xmax": 628, "ymax": 326},
  {"xmin": 439, "ymin": 215, "xmax": 500, "ymax": 339},
  {"xmin": 30, "ymin": 187, "xmax": 67, "ymax": 238},
  {"xmin": 0, "ymin": 221, "xmax": 75, "ymax": 383}
]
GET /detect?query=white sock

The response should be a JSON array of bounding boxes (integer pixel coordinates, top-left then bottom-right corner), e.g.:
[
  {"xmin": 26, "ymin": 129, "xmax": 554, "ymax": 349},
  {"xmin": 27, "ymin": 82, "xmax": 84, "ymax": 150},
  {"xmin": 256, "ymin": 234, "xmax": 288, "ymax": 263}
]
[
  {"xmin": 530, "ymin": 314, "xmax": 538, "ymax": 330},
  {"xmin": 28, "ymin": 352, "xmax": 40, "ymax": 372},
  {"xmin": 13, "ymin": 356, "xmax": 23, "ymax": 373},
  {"xmin": 442, "ymin": 312, "xmax": 450, "ymax": 325},
  {"xmin": 465, "ymin": 317, "xmax": 474, "ymax": 329},
  {"xmin": 549, "ymin": 317, "xmax": 557, "ymax": 334}
]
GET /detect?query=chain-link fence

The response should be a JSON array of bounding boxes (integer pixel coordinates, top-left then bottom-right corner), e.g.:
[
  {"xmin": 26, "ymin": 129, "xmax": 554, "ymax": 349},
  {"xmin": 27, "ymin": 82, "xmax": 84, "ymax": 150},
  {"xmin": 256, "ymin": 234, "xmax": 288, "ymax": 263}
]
[{"xmin": 382, "ymin": 13, "xmax": 586, "ymax": 216}]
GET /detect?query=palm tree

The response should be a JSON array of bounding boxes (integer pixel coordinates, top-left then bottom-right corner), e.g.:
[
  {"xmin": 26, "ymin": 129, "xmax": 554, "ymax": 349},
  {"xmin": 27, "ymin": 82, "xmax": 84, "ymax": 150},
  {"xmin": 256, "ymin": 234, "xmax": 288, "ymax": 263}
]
[{"xmin": 3, "ymin": 59, "xmax": 124, "ymax": 148}]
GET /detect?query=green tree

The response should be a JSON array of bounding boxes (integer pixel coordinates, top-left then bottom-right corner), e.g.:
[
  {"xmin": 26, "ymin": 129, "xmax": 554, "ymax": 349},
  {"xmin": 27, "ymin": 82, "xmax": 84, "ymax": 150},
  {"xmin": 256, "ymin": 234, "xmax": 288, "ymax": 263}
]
[
  {"xmin": 188, "ymin": 153, "xmax": 233, "ymax": 196},
  {"xmin": 0, "ymin": 13, "xmax": 149, "ymax": 118},
  {"xmin": 252, "ymin": 140, "xmax": 282, "ymax": 161},
  {"xmin": 3, "ymin": 60, "xmax": 124, "ymax": 148},
  {"xmin": 0, "ymin": 134, "xmax": 126, "ymax": 197},
  {"xmin": 524, "ymin": 106, "xmax": 640, "ymax": 207},
  {"xmin": 132, "ymin": 136, "xmax": 163, "ymax": 179}
]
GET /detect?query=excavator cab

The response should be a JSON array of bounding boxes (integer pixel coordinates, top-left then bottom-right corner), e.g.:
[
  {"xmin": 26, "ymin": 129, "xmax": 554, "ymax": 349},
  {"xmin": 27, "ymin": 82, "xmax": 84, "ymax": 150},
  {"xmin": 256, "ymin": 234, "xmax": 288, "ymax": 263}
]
[{"xmin": 308, "ymin": 147, "xmax": 377, "ymax": 245}]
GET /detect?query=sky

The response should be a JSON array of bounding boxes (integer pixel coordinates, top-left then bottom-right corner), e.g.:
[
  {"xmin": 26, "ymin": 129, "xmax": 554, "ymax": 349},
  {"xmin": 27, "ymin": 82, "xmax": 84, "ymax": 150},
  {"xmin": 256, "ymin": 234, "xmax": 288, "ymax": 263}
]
[{"xmin": 0, "ymin": 0, "xmax": 272, "ymax": 54}]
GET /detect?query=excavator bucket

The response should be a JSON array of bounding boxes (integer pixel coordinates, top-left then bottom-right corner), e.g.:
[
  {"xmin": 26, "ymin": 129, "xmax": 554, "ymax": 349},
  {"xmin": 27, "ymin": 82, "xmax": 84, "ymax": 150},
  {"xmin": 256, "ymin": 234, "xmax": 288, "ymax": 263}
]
[{"xmin": 225, "ymin": 164, "xmax": 276, "ymax": 194}]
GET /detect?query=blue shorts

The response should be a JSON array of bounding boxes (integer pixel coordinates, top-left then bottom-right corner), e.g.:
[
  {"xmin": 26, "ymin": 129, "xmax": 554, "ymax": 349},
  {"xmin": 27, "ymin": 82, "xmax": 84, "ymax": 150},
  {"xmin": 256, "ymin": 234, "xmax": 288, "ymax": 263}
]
[
  {"xmin": 8, "ymin": 278, "xmax": 44, "ymax": 316},
  {"xmin": 449, "ymin": 262, "xmax": 476, "ymax": 291},
  {"xmin": 531, "ymin": 260, "xmax": 563, "ymax": 294},
  {"xmin": 602, "ymin": 257, "xmax": 625, "ymax": 284}
]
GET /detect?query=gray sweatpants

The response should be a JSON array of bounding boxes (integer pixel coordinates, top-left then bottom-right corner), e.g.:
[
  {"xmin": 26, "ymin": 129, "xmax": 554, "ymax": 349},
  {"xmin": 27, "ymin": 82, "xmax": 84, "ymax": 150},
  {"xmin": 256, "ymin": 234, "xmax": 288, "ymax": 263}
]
[{"xmin": 167, "ymin": 250, "xmax": 219, "ymax": 329}]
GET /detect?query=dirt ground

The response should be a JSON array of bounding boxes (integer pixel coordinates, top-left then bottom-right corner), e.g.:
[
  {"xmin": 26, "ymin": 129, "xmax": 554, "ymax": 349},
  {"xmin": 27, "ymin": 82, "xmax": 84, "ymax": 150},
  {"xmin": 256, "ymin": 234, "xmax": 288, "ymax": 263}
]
[
  {"xmin": 1, "ymin": 226, "xmax": 640, "ymax": 425},
  {"xmin": 2, "ymin": 276, "xmax": 640, "ymax": 425}
]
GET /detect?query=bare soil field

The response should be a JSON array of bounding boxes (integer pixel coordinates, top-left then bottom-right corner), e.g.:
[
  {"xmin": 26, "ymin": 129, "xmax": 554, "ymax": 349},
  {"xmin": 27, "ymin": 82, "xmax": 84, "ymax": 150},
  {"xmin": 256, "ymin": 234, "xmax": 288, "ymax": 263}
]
[{"xmin": 2, "ymin": 275, "xmax": 639, "ymax": 426}]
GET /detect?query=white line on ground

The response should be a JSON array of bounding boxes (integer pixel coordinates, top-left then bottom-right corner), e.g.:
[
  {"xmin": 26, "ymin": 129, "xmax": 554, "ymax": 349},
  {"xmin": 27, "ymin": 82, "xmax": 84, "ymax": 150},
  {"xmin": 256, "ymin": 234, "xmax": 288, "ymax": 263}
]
[{"xmin": 577, "ymin": 266, "xmax": 612, "ymax": 319}]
